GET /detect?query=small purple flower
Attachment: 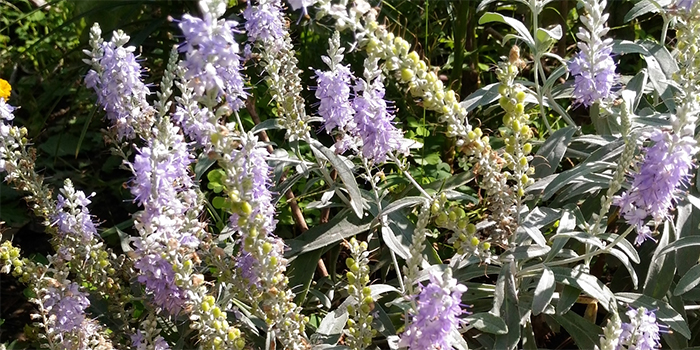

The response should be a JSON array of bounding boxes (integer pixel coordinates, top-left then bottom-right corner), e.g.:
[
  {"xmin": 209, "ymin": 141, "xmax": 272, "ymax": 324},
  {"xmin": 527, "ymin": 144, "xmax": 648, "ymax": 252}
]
[
  {"xmin": 134, "ymin": 254, "xmax": 188, "ymax": 315},
  {"xmin": 172, "ymin": 99, "xmax": 216, "ymax": 147},
  {"xmin": 618, "ymin": 307, "xmax": 664, "ymax": 350},
  {"xmin": 569, "ymin": 45, "xmax": 616, "ymax": 107},
  {"xmin": 314, "ymin": 64, "xmax": 355, "ymax": 134},
  {"xmin": 615, "ymin": 130, "xmax": 696, "ymax": 245},
  {"xmin": 352, "ymin": 77, "xmax": 408, "ymax": 163},
  {"xmin": 399, "ymin": 271, "xmax": 468, "ymax": 350},
  {"xmin": 85, "ymin": 30, "xmax": 154, "ymax": 139},
  {"xmin": 236, "ymin": 251, "xmax": 260, "ymax": 286},
  {"xmin": 244, "ymin": 1, "xmax": 286, "ymax": 47},
  {"xmin": 676, "ymin": 0, "xmax": 696, "ymax": 11},
  {"xmin": 44, "ymin": 282, "xmax": 90, "ymax": 333},
  {"xmin": 179, "ymin": 6, "xmax": 246, "ymax": 110},
  {"xmin": 0, "ymin": 99, "xmax": 15, "ymax": 121}
]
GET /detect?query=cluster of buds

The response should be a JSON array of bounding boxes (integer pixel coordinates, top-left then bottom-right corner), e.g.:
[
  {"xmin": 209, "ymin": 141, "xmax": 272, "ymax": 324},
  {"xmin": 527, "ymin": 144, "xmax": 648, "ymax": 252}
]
[
  {"xmin": 463, "ymin": 127, "xmax": 516, "ymax": 243},
  {"xmin": 188, "ymin": 294, "xmax": 245, "ymax": 350},
  {"xmin": 675, "ymin": 0, "xmax": 700, "ymax": 97},
  {"xmin": 497, "ymin": 49, "xmax": 534, "ymax": 200},
  {"xmin": 345, "ymin": 237, "xmax": 375, "ymax": 350},
  {"xmin": 402, "ymin": 198, "xmax": 437, "ymax": 296},
  {"xmin": 439, "ymin": 205, "xmax": 491, "ymax": 262},
  {"xmin": 209, "ymin": 128, "xmax": 308, "ymax": 349},
  {"xmin": 360, "ymin": 11, "xmax": 470, "ymax": 144},
  {"xmin": 0, "ymin": 241, "xmax": 30, "ymax": 282},
  {"xmin": 0, "ymin": 93, "xmax": 55, "ymax": 223},
  {"xmin": 592, "ymin": 96, "xmax": 636, "ymax": 236},
  {"xmin": 0, "ymin": 242, "xmax": 113, "ymax": 350}
]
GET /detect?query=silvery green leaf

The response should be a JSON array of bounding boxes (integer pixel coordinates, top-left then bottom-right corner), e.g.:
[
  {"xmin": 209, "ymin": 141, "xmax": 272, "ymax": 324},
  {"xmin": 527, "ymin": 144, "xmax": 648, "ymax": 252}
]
[
  {"xmin": 532, "ymin": 267, "xmax": 555, "ymax": 316},
  {"xmin": 478, "ymin": 12, "xmax": 535, "ymax": 49},
  {"xmin": 465, "ymin": 312, "xmax": 508, "ymax": 335}
]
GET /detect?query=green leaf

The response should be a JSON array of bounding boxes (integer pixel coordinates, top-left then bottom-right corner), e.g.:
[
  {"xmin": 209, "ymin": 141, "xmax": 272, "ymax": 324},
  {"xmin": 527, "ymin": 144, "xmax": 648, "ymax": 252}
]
[
  {"xmin": 675, "ymin": 196, "xmax": 700, "ymax": 276},
  {"xmin": 532, "ymin": 267, "xmax": 555, "ymax": 316},
  {"xmin": 381, "ymin": 225, "xmax": 410, "ymax": 260},
  {"xmin": 378, "ymin": 196, "xmax": 428, "ymax": 219},
  {"xmin": 310, "ymin": 141, "xmax": 364, "ymax": 218},
  {"xmin": 211, "ymin": 196, "xmax": 227, "ymax": 210},
  {"xmin": 536, "ymin": 24, "xmax": 562, "ymax": 42},
  {"xmin": 643, "ymin": 221, "xmax": 676, "ymax": 299},
  {"xmin": 465, "ymin": 312, "xmax": 508, "ymax": 335},
  {"xmin": 532, "ymin": 126, "xmax": 577, "ymax": 179},
  {"xmin": 624, "ymin": 0, "xmax": 670, "ymax": 22},
  {"xmin": 250, "ymin": 118, "xmax": 280, "ymax": 134},
  {"xmin": 461, "ymin": 83, "xmax": 500, "ymax": 113},
  {"xmin": 550, "ymin": 312, "xmax": 602, "ymax": 350},
  {"xmin": 607, "ymin": 248, "xmax": 639, "ymax": 290},
  {"xmin": 195, "ymin": 153, "xmax": 217, "ymax": 181},
  {"xmin": 655, "ymin": 236, "xmax": 700, "ymax": 257},
  {"xmin": 674, "ymin": 264, "xmax": 700, "ymax": 296},
  {"xmin": 313, "ymin": 302, "xmax": 349, "ymax": 345},
  {"xmin": 556, "ymin": 285, "xmax": 580, "ymax": 315},
  {"xmin": 616, "ymin": 292, "xmax": 691, "ymax": 339},
  {"xmin": 549, "ymin": 231, "xmax": 604, "ymax": 249},
  {"xmin": 541, "ymin": 161, "xmax": 614, "ymax": 201},
  {"xmin": 493, "ymin": 284, "xmax": 521, "ymax": 350},
  {"xmin": 39, "ymin": 134, "xmax": 80, "ymax": 157},
  {"xmin": 623, "ymin": 69, "xmax": 648, "ymax": 112},
  {"xmin": 285, "ymin": 212, "xmax": 371, "ymax": 258},
  {"xmin": 289, "ymin": 249, "xmax": 324, "ymax": 304},
  {"xmin": 478, "ymin": 12, "xmax": 535, "ymax": 48},
  {"xmin": 501, "ymin": 245, "xmax": 550, "ymax": 261},
  {"xmin": 551, "ymin": 267, "xmax": 616, "ymax": 311}
]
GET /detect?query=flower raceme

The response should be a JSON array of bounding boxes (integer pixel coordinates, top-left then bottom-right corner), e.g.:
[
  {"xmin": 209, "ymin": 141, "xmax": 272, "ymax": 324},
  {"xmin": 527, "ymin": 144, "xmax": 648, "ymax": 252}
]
[
  {"xmin": 615, "ymin": 130, "xmax": 696, "ymax": 245},
  {"xmin": 568, "ymin": 0, "xmax": 617, "ymax": 107},
  {"xmin": 400, "ymin": 269, "xmax": 468, "ymax": 350},
  {"xmin": 314, "ymin": 33, "xmax": 409, "ymax": 163},
  {"xmin": 84, "ymin": 24, "xmax": 155, "ymax": 140},
  {"xmin": 618, "ymin": 307, "xmax": 665, "ymax": 350},
  {"xmin": 179, "ymin": 0, "xmax": 245, "ymax": 111}
]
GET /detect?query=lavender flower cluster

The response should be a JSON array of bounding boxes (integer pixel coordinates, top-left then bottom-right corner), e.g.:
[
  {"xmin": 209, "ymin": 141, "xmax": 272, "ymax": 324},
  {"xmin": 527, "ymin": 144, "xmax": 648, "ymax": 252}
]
[
  {"xmin": 179, "ymin": 0, "xmax": 246, "ymax": 110},
  {"xmin": 615, "ymin": 130, "xmax": 696, "ymax": 244},
  {"xmin": 400, "ymin": 269, "xmax": 468, "ymax": 350},
  {"xmin": 314, "ymin": 33, "xmax": 408, "ymax": 163},
  {"xmin": 568, "ymin": 0, "xmax": 617, "ymax": 107},
  {"xmin": 84, "ymin": 24, "xmax": 155, "ymax": 139}
]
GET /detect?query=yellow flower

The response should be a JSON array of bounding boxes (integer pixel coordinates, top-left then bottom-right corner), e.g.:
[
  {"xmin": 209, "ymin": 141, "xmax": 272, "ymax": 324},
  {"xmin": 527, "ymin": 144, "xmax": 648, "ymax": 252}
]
[{"xmin": 0, "ymin": 79, "xmax": 10, "ymax": 100}]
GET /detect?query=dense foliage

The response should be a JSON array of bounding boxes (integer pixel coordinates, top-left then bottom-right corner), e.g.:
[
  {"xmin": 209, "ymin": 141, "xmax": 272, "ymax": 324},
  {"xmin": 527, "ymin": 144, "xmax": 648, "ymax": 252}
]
[{"xmin": 1, "ymin": 0, "xmax": 699, "ymax": 349}]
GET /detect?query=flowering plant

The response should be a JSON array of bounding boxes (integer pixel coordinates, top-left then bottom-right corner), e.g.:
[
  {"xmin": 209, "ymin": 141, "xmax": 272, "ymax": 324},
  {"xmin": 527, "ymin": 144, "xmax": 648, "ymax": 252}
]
[{"xmin": 0, "ymin": 0, "xmax": 699, "ymax": 349}]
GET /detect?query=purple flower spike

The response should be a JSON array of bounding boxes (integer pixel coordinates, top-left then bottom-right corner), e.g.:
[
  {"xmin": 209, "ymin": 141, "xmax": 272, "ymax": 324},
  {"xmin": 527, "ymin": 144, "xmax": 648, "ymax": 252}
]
[
  {"xmin": 569, "ymin": 45, "xmax": 616, "ymax": 107},
  {"xmin": 244, "ymin": 1, "xmax": 286, "ymax": 48},
  {"xmin": 400, "ymin": 270, "xmax": 468, "ymax": 350},
  {"xmin": 179, "ymin": 4, "xmax": 246, "ymax": 110},
  {"xmin": 85, "ymin": 28, "xmax": 154, "ymax": 140},
  {"xmin": 352, "ymin": 78, "xmax": 407, "ymax": 163},
  {"xmin": 44, "ymin": 282, "xmax": 90, "ymax": 333},
  {"xmin": 134, "ymin": 254, "xmax": 188, "ymax": 315},
  {"xmin": 314, "ymin": 64, "xmax": 355, "ymax": 134},
  {"xmin": 618, "ymin": 307, "xmax": 665, "ymax": 350},
  {"xmin": 615, "ymin": 130, "xmax": 696, "ymax": 245}
]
